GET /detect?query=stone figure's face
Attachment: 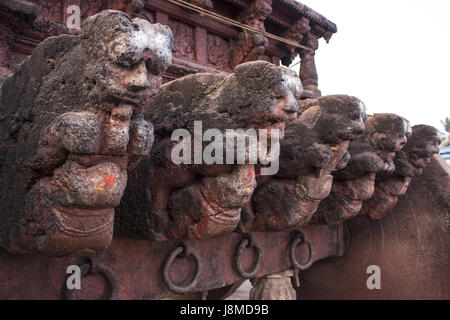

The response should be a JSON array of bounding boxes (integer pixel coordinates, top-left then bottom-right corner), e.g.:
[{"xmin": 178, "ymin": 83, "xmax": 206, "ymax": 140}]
[
  {"xmin": 263, "ymin": 67, "xmax": 303, "ymax": 133},
  {"xmin": 299, "ymin": 95, "xmax": 366, "ymax": 144},
  {"xmin": 83, "ymin": 14, "xmax": 173, "ymax": 109},
  {"xmin": 238, "ymin": 65, "xmax": 302, "ymax": 131},
  {"xmin": 315, "ymin": 114, "xmax": 412, "ymax": 224},
  {"xmin": 368, "ymin": 114, "xmax": 410, "ymax": 164},
  {"xmin": 20, "ymin": 11, "xmax": 173, "ymax": 256},
  {"xmin": 335, "ymin": 173, "xmax": 377, "ymax": 219},
  {"xmin": 401, "ymin": 125, "xmax": 441, "ymax": 175},
  {"xmin": 218, "ymin": 62, "xmax": 302, "ymax": 142}
]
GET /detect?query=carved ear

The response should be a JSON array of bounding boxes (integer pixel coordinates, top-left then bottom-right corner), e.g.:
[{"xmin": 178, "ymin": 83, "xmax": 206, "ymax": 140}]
[{"xmin": 298, "ymin": 105, "xmax": 322, "ymax": 128}]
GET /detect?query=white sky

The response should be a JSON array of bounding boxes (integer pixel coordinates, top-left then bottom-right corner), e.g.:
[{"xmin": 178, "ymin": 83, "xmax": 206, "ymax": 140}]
[{"xmin": 294, "ymin": 0, "xmax": 450, "ymax": 133}]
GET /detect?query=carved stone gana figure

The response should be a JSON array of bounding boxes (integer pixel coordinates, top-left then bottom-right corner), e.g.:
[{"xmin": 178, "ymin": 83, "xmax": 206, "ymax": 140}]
[
  {"xmin": 312, "ymin": 113, "xmax": 411, "ymax": 224},
  {"xmin": 280, "ymin": 17, "xmax": 310, "ymax": 67},
  {"xmin": 360, "ymin": 125, "xmax": 441, "ymax": 220},
  {"xmin": 114, "ymin": 61, "xmax": 303, "ymax": 241},
  {"xmin": 0, "ymin": 10, "xmax": 173, "ymax": 256},
  {"xmin": 239, "ymin": 95, "xmax": 366, "ymax": 231},
  {"xmin": 231, "ymin": 0, "xmax": 272, "ymax": 68}
]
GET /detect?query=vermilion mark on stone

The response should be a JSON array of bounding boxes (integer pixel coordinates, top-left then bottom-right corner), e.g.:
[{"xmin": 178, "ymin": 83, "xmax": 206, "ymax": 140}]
[
  {"xmin": 104, "ymin": 175, "xmax": 116, "ymax": 186},
  {"xmin": 95, "ymin": 174, "xmax": 116, "ymax": 191}
]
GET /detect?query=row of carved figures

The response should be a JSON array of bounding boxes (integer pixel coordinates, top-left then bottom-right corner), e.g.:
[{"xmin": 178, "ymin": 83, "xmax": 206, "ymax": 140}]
[{"xmin": 0, "ymin": 10, "xmax": 441, "ymax": 257}]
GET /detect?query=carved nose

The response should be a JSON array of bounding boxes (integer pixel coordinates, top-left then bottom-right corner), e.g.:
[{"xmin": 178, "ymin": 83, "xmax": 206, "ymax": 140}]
[
  {"xmin": 352, "ymin": 123, "xmax": 365, "ymax": 136},
  {"xmin": 282, "ymin": 93, "xmax": 299, "ymax": 113},
  {"xmin": 124, "ymin": 61, "xmax": 150, "ymax": 90},
  {"xmin": 429, "ymin": 144, "xmax": 439, "ymax": 154},
  {"xmin": 399, "ymin": 136, "xmax": 407, "ymax": 147}
]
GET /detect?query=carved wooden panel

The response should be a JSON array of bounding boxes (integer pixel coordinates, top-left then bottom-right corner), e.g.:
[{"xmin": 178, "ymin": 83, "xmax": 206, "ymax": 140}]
[
  {"xmin": 80, "ymin": 0, "xmax": 105, "ymax": 21},
  {"xmin": 29, "ymin": 0, "xmax": 64, "ymax": 21},
  {"xmin": 167, "ymin": 18, "xmax": 195, "ymax": 61},
  {"xmin": 207, "ymin": 33, "xmax": 231, "ymax": 71}
]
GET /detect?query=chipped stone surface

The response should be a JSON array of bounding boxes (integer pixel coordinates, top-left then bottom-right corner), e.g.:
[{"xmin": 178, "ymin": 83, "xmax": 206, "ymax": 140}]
[
  {"xmin": 360, "ymin": 125, "xmax": 441, "ymax": 219},
  {"xmin": 0, "ymin": 10, "xmax": 173, "ymax": 256},
  {"xmin": 241, "ymin": 95, "xmax": 366, "ymax": 231},
  {"xmin": 312, "ymin": 113, "xmax": 411, "ymax": 224},
  {"xmin": 114, "ymin": 61, "xmax": 303, "ymax": 241}
]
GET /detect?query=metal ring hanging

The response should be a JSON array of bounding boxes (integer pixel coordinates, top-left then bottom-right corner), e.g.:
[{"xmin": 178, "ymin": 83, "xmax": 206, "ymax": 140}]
[
  {"xmin": 233, "ymin": 233, "xmax": 262, "ymax": 278},
  {"xmin": 289, "ymin": 230, "xmax": 314, "ymax": 270},
  {"xmin": 63, "ymin": 255, "xmax": 118, "ymax": 300},
  {"xmin": 163, "ymin": 242, "xmax": 202, "ymax": 294}
]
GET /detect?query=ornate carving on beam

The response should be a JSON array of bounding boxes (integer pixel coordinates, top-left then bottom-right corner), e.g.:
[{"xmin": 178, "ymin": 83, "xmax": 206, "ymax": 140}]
[
  {"xmin": 360, "ymin": 125, "xmax": 441, "ymax": 220},
  {"xmin": 240, "ymin": 95, "xmax": 366, "ymax": 232},
  {"xmin": 0, "ymin": 0, "xmax": 69, "ymax": 77},
  {"xmin": 0, "ymin": 10, "xmax": 173, "ymax": 256},
  {"xmin": 207, "ymin": 33, "xmax": 232, "ymax": 71},
  {"xmin": 276, "ymin": 0, "xmax": 337, "ymax": 35},
  {"xmin": 312, "ymin": 114, "xmax": 411, "ymax": 225},
  {"xmin": 230, "ymin": 0, "xmax": 273, "ymax": 68},
  {"xmin": 280, "ymin": 17, "xmax": 310, "ymax": 67},
  {"xmin": 108, "ymin": 0, "xmax": 145, "ymax": 17},
  {"xmin": 167, "ymin": 18, "xmax": 196, "ymax": 61}
]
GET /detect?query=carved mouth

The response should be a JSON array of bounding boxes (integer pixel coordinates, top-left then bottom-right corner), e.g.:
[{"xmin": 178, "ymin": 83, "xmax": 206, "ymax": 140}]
[
  {"xmin": 410, "ymin": 155, "xmax": 430, "ymax": 170},
  {"xmin": 341, "ymin": 198, "xmax": 363, "ymax": 215},
  {"xmin": 339, "ymin": 180, "xmax": 374, "ymax": 216},
  {"xmin": 52, "ymin": 206, "xmax": 114, "ymax": 237},
  {"xmin": 378, "ymin": 186, "xmax": 398, "ymax": 203},
  {"xmin": 67, "ymin": 154, "xmax": 128, "ymax": 170},
  {"xmin": 109, "ymin": 93, "xmax": 147, "ymax": 107},
  {"xmin": 382, "ymin": 178, "xmax": 410, "ymax": 196}
]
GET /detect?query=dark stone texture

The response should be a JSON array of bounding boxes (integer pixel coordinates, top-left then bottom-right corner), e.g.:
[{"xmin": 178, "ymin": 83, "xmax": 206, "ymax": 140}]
[
  {"xmin": 296, "ymin": 154, "xmax": 449, "ymax": 299},
  {"xmin": 312, "ymin": 113, "xmax": 411, "ymax": 224},
  {"xmin": 240, "ymin": 95, "xmax": 367, "ymax": 231},
  {"xmin": 360, "ymin": 125, "xmax": 441, "ymax": 219},
  {"xmin": 115, "ymin": 61, "xmax": 304, "ymax": 241},
  {"xmin": 0, "ymin": 10, "xmax": 173, "ymax": 256}
]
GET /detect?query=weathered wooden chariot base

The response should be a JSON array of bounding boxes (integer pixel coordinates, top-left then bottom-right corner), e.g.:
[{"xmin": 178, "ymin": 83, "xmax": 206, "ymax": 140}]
[{"xmin": 0, "ymin": 0, "xmax": 448, "ymax": 300}]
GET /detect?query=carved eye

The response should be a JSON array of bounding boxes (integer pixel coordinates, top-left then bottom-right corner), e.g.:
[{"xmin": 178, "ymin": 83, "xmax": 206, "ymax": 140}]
[
  {"xmin": 144, "ymin": 54, "xmax": 154, "ymax": 73},
  {"xmin": 350, "ymin": 110, "xmax": 361, "ymax": 120},
  {"xmin": 109, "ymin": 38, "xmax": 143, "ymax": 68}
]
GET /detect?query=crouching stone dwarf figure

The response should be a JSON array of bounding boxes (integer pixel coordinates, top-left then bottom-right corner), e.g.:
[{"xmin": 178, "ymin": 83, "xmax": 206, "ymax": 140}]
[
  {"xmin": 311, "ymin": 113, "xmax": 411, "ymax": 224},
  {"xmin": 114, "ymin": 61, "xmax": 303, "ymax": 240},
  {"xmin": 360, "ymin": 125, "xmax": 441, "ymax": 220},
  {"xmin": 239, "ymin": 95, "xmax": 367, "ymax": 232},
  {"xmin": 0, "ymin": 10, "xmax": 173, "ymax": 256}
]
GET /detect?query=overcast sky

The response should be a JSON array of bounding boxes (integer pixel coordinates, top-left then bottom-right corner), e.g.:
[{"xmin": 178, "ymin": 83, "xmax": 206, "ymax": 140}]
[{"xmin": 295, "ymin": 0, "xmax": 449, "ymax": 133}]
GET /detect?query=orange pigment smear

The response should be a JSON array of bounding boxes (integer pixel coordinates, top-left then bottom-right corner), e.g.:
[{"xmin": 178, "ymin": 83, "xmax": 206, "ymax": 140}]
[{"xmin": 104, "ymin": 175, "xmax": 116, "ymax": 186}]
